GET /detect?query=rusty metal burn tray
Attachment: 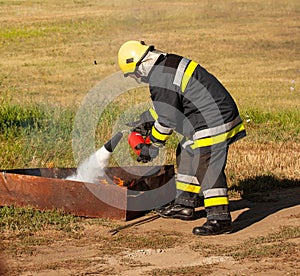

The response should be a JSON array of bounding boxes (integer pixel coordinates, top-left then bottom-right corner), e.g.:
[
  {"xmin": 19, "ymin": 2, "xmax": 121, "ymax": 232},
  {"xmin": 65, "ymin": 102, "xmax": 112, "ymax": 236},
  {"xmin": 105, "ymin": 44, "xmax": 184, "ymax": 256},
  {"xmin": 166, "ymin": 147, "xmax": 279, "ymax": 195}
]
[{"xmin": 0, "ymin": 166, "xmax": 175, "ymax": 221}]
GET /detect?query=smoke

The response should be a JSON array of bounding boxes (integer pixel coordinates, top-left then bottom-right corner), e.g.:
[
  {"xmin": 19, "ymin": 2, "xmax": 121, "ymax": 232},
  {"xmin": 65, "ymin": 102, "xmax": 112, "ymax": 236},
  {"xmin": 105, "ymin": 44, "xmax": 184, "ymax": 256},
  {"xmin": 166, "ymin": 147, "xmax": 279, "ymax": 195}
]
[{"xmin": 66, "ymin": 146, "xmax": 112, "ymax": 184}]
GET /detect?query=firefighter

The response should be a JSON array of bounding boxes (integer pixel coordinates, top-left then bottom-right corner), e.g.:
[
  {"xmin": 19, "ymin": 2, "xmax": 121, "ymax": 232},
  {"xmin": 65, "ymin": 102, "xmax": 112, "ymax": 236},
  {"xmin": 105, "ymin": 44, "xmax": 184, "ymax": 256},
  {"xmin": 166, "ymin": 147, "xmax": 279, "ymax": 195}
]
[{"xmin": 118, "ymin": 41, "xmax": 246, "ymax": 235}]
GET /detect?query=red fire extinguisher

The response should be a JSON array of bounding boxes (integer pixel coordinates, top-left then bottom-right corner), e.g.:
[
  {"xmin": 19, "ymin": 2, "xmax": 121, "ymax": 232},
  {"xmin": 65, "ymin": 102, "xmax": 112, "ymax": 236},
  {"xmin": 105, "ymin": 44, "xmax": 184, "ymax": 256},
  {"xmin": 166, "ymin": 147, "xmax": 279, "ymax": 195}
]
[{"xmin": 128, "ymin": 132, "xmax": 150, "ymax": 155}]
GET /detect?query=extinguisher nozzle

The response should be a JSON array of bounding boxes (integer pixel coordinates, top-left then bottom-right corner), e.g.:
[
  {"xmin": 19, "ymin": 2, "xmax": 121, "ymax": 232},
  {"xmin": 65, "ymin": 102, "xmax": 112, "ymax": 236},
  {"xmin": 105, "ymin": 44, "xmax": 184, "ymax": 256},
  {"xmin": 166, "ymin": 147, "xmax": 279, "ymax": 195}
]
[{"xmin": 104, "ymin": 132, "xmax": 123, "ymax": 153}]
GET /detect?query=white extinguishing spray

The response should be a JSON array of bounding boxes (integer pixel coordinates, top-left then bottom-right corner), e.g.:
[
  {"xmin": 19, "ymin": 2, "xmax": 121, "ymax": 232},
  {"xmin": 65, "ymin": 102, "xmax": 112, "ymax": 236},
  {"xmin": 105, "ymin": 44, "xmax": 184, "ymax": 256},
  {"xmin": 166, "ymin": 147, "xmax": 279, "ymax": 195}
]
[{"xmin": 66, "ymin": 132, "xmax": 124, "ymax": 183}]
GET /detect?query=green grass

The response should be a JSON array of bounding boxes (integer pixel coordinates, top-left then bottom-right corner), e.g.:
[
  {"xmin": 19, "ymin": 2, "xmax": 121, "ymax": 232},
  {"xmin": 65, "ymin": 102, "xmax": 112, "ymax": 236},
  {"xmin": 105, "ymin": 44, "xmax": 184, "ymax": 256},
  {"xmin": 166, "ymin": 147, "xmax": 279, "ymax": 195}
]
[
  {"xmin": 241, "ymin": 108, "xmax": 300, "ymax": 142},
  {"xmin": 0, "ymin": 205, "xmax": 82, "ymax": 234},
  {"xmin": 0, "ymin": 99, "xmax": 299, "ymax": 169},
  {"xmin": 0, "ymin": 102, "xmax": 46, "ymax": 137},
  {"xmin": 0, "ymin": 101, "xmax": 75, "ymax": 168}
]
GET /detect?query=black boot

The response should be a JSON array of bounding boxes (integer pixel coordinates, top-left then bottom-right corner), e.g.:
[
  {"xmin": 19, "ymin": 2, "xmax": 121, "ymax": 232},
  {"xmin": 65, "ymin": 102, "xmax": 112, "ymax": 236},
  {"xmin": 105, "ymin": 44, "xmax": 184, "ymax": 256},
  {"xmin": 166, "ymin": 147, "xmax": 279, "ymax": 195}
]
[
  {"xmin": 156, "ymin": 204, "xmax": 195, "ymax": 220},
  {"xmin": 193, "ymin": 219, "xmax": 232, "ymax": 236}
]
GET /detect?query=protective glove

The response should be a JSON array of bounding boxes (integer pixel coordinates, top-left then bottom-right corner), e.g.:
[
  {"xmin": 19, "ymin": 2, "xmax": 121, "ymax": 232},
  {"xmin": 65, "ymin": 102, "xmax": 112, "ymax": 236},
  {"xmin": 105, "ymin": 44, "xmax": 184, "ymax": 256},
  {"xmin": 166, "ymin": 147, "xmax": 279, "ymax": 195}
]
[
  {"xmin": 136, "ymin": 143, "xmax": 159, "ymax": 163},
  {"xmin": 132, "ymin": 121, "xmax": 154, "ymax": 136}
]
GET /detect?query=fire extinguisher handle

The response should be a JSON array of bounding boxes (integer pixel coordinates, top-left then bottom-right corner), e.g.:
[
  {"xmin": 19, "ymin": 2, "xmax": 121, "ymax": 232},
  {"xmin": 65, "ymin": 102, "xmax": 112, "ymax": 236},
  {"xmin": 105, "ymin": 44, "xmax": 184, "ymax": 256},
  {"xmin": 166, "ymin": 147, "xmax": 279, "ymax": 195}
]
[{"xmin": 145, "ymin": 136, "xmax": 151, "ymax": 144}]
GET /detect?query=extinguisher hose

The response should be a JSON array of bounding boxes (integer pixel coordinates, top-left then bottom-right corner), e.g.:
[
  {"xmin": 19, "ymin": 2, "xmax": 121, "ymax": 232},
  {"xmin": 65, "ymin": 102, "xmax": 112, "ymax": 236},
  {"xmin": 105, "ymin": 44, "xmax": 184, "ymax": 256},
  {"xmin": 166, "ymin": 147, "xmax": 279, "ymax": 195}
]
[{"xmin": 104, "ymin": 131, "xmax": 124, "ymax": 153}]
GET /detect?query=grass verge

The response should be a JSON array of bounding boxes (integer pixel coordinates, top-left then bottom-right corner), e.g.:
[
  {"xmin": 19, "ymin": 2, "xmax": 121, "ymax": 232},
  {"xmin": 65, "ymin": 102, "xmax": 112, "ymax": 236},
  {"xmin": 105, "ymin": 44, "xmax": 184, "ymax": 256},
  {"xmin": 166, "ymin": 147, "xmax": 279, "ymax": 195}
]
[{"xmin": 0, "ymin": 205, "xmax": 82, "ymax": 234}]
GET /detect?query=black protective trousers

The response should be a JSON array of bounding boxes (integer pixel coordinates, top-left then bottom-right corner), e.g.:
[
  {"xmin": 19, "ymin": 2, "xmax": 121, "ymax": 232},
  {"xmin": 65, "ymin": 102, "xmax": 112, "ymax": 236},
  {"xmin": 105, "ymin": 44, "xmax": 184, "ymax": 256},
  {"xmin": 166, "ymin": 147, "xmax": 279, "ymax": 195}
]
[{"xmin": 174, "ymin": 142, "xmax": 231, "ymax": 221}]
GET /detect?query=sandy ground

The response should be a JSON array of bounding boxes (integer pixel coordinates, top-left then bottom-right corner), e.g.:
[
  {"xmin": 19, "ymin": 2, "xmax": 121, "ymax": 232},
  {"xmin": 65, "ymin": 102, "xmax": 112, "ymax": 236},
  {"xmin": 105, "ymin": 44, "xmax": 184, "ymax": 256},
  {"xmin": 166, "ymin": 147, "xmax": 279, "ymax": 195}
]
[{"xmin": 1, "ymin": 187, "xmax": 300, "ymax": 276}]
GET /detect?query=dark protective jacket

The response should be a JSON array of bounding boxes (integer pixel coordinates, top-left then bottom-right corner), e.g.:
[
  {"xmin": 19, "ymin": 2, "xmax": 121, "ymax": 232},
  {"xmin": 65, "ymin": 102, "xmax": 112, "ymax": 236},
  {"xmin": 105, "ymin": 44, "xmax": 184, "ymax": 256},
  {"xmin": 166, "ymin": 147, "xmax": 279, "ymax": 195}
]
[{"xmin": 148, "ymin": 54, "xmax": 246, "ymax": 152}]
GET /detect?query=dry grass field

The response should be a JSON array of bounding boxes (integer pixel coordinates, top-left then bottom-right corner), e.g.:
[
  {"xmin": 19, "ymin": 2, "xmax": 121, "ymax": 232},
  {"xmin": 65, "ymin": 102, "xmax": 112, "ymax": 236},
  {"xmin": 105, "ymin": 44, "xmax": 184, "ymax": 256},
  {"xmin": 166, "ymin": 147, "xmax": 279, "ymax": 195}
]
[{"xmin": 0, "ymin": 0, "xmax": 300, "ymax": 275}]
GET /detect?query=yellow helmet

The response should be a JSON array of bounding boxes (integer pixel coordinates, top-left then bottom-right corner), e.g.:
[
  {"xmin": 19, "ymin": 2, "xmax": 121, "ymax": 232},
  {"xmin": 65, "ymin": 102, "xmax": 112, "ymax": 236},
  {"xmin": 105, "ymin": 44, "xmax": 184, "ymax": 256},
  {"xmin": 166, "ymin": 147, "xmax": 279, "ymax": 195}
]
[{"xmin": 118, "ymin": 41, "xmax": 154, "ymax": 76}]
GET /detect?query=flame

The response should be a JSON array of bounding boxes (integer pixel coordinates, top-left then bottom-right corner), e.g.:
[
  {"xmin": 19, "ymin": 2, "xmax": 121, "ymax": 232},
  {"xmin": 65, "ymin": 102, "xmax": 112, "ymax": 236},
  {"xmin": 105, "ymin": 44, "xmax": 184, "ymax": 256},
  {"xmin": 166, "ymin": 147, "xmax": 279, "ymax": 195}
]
[
  {"xmin": 113, "ymin": 176, "xmax": 124, "ymax": 186},
  {"xmin": 99, "ymin": 176, "xmax": 131, "ymax": 187}
]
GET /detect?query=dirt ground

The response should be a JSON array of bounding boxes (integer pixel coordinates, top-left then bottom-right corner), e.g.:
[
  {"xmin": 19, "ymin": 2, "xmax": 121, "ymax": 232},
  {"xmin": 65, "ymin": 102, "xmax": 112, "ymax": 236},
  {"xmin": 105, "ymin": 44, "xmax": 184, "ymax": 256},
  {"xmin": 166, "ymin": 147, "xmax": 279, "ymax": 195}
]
[{"xmin": 1, "ymin": 187, "xmax": 300, "ymax": 276}]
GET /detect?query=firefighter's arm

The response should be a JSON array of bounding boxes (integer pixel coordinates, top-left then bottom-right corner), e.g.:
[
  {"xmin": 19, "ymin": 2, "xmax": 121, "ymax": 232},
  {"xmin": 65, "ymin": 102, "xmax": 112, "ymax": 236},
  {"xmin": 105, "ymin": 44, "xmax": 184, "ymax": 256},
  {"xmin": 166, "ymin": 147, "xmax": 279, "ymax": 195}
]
[
  {"xmin": 135, "ymin": 109, "xmax": 173, "ymax": 162},
  {"xmin": 126, "ymin": 108, "xmax": 157, "ymax": 136},
  {"xmin": 134, "ymin": 120, "xmax": 172, "ymax": 163},
  {"xmin": 150, "ymin": 120, "xmax": 173, "ymax": 146},
  {"xmin": 149, "ymin": 86, "xmax": 178, "ymax": 145},
  {"xmin": 127, "ymin": 107, "xmax": 173, "ymax": 162},
  {"xmin": 131, "ymin": 106, "xmax": 173, "ymax": 147}
]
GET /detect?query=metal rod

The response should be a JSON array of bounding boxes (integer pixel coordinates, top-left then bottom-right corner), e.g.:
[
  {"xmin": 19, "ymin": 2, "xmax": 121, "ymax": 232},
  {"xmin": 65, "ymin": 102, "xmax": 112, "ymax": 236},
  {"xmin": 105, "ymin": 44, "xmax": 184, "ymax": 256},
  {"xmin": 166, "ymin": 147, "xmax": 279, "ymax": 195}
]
[{"xmin": 109, "ymin": 214, "xmax": 160, "ymax": 235}]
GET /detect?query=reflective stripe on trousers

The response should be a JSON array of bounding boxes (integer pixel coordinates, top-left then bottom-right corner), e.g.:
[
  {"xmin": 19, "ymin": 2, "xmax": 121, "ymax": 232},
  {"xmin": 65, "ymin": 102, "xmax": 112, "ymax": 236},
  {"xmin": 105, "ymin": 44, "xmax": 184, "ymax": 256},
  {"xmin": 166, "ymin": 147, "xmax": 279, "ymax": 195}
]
[{"xmin": 175, "ymin": 144, "xmax": 229, "ymax": 208}]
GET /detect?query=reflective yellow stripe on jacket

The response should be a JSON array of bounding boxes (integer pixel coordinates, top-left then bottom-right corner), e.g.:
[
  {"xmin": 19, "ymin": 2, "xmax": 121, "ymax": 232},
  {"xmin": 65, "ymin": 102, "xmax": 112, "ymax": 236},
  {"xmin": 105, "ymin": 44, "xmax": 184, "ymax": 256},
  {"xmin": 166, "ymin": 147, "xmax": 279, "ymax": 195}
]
[
  {"xmin": 181, "ymin": 61, "xmax": 198, "ymax": 92},
  {"xmin": 151, "ymin": 119, "xmax": 173, "ymax": 144},
  {"xmin": 191, "ymin": 122, "xmax": 245, "ymax": 149},
  {"xmin": 149, "ymin": 108, "xmax": 158, "ymax": 120},
  {"xmin": 151, "ymin": 126, "xmax": 170, "ymax": 142}
]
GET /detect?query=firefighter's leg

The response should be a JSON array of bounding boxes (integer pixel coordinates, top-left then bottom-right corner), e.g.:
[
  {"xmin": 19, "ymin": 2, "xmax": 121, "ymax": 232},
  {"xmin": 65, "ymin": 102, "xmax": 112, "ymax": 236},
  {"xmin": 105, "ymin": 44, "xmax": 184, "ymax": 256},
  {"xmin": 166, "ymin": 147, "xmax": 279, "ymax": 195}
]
[
  {"xmin": 193, "ymin": 147, "xmax": 232, "ymax": 235},
  {"xmin": 174, "ymin": 144, "xmax": 203, "ymax": 207},
  {"xmin": 156, "ymin": 143, "xmax": 202, "ymax": 220}
]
